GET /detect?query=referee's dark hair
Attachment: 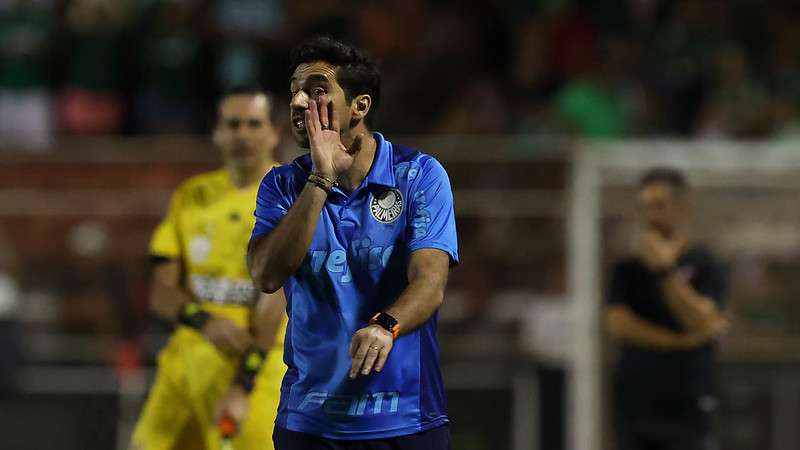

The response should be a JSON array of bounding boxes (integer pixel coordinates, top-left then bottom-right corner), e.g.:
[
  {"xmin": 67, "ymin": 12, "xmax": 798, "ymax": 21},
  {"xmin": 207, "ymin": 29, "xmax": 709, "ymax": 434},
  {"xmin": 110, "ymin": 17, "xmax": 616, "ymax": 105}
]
[
  {"xmin": 639, "ymin": 167, "xmax": 688, "ymax": 194},
  {"xmin": 289, "ymin": 36, "xmax": 381, "ymax": 127},
  {"xmin": 217, "ymin": 84, "xmax": 275, "ymax": 122},
  {"xmin": 222, "ymin": 84, "xmax": 266, "ymax": 98}
]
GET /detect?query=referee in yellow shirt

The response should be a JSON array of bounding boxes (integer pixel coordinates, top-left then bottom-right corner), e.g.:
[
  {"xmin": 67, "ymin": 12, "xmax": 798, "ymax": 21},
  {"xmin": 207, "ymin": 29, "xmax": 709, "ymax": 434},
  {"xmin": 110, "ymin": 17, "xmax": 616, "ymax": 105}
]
[{"xmin": 131, "ymin": 87, "xmax": 286, "ymax": 450}]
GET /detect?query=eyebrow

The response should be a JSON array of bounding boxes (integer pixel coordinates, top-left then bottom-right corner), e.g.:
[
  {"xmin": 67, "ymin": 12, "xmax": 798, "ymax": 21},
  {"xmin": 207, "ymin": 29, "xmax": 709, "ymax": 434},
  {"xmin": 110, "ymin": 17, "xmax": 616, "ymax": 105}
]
[{"xmin": 291, "ymin": 73, "xmax": 332, "ymax": 85}]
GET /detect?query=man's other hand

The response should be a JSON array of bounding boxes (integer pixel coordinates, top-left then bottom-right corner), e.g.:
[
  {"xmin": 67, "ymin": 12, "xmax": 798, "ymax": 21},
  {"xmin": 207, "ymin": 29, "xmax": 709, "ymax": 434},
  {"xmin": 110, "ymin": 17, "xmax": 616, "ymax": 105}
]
[{"xmin": 349, "ymin": 324, "xmax": 394, "ymax": 379}]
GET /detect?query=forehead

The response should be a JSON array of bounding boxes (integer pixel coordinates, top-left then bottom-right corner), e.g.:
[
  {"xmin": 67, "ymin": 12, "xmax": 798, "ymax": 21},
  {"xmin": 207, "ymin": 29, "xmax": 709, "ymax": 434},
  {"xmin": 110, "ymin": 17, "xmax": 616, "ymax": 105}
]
[
  {"xmin": 638, "ymin": 182, "xmax": 678, "ymax": 202},
  {"xmin": 291, "ymin": 61, "xmax": 339, "ymax": 85},
  {"xmin": 219, "ymin": 94, "xmax": 270, "ymax": 118}
]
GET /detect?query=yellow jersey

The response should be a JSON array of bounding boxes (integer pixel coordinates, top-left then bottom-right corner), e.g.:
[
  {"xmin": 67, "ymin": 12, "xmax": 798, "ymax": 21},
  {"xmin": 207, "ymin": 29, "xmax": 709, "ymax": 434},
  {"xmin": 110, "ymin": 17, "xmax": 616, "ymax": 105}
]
[
  {"xmin": 150, "ymin": 167, "xmax": 279, "ymax": 338},
  {"xmin": 134, "ymin": 167, "xmax": 285, "ymax": 450}
]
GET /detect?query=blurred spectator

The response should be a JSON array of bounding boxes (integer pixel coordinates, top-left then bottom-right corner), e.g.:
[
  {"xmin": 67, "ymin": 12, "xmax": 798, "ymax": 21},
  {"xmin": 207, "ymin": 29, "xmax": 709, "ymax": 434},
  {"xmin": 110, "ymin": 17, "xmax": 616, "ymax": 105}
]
[
  {"xmin": 554, "ymin": 38, "xmax": 636, "ymax": 138},
  {"xmin": 0, "ymin": 226, "xmax": 21, "ymax": 393},
  {"xmin": 133, "ymin": 0, "xmax": 209, "ymax": 133},
  {"xmin": 433, "ymin": 77, "xmax": 509, "ymax": 135},
  {"xmin": 210, "ymin": 0, "xmax": 285, "ymax": 38},
  {"xmin": 6, "ymin": 0, "xmax": 800, "ymax": 138},
  {"xmin": 54, "ymin": 0, "xmax": 130, "ymax": 135},
  {"xmin": 511, "ymin": 16, "xmax": 551, "ymax": 95},
  {"xmin": 509, "ymin": 16, "xmax": 562, "ymax": 135},
  {"xmin": 639, "ymin": 0, "xmax": 729, "ymax": 135},
  {"xmin": 375, "ymin": 4, "xmax": 489, "ymax": 134},
  {"xmin": 547, "ymin": 1, "xmax": 596, "ymax": 81},
  {"xmin": 59, "ymin": 221, "xmax": 125, "ymax": 338},
  {"xmin": 284, "ymin": 0, "xmax": 351, "ymax": 40},
  {"xmin": 356, "ymin": 0, "xmax": 426, "ymax": 62},
  {"xmin": 765, "ymin": 9, "xmax": 800, "ymax": 139},
  {"xmin": 697, "ymin": 43, "xmax": 769, "ymax": 138},
  {"xmin": 0, "ymin": 0, "xmax": 54, "ymax": 150},
  {"xmin": 209, "ymin": 0, "xmax": 287, "ymax": 89},
  {"xmin": 767, "ymin": 10, "xmax": 800, "ymax": 101}
]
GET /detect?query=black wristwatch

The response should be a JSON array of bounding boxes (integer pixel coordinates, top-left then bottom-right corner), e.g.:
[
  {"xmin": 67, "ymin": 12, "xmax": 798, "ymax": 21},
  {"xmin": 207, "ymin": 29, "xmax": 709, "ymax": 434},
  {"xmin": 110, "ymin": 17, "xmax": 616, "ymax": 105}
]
[{"xmin": 370, "ymin": 312, "xmax": 400, "ymax": 339}]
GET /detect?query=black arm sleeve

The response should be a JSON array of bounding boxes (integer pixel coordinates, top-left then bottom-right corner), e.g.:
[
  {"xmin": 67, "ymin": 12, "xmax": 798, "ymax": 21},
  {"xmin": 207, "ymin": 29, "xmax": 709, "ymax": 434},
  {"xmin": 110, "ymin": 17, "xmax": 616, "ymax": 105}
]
[
  {"xmin": 607, "ymin": 261, "xmax": 633, "ymax": 306},
  {"xmin": 691, "ymin": 252, "xmax": 726, "ymax": 309}
]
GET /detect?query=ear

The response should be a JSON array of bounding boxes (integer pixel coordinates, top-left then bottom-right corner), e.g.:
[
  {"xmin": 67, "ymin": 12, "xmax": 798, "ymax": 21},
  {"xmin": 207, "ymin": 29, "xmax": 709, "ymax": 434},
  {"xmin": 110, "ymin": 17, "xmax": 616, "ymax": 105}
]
[
  {"xmin": 349, "ymin": 94, "xmax": 372, "ymax": 123},
  {"xmin": 266, "ymin": 122, "xmax": 280, "ymax": 149},
  {"xmin": 212, "ymin": 124, "xmax": 223, "ymax": 148}
]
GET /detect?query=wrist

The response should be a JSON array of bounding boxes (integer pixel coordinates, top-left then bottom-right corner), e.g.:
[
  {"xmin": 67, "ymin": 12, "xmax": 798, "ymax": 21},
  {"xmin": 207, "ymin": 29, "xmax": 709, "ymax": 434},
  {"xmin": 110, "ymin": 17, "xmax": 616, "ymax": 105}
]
[
  {"xmin": 369, "ymin": 312, "xmax": 400, "ymax": 339},
  {"xmin": 311, "ymin": 168, "xmax": 337, "ymax": 181},
  {"xmin": 229, "ymin": 383, "xmax": 247, "ymax": 395},
  {"xmin": 234, "ymin": 346, "xmax": 266, "ymax": 393},
  {"xmin": 307, "ymin": 172, "xmax": 337, "ymax": 194},
  {"xmin": 178, "ymin": 302, "xmax": 211, "ymax": 330},
  {"xmin": 368, "ymin": 323, "xmax": 393, "ymax": 339}
]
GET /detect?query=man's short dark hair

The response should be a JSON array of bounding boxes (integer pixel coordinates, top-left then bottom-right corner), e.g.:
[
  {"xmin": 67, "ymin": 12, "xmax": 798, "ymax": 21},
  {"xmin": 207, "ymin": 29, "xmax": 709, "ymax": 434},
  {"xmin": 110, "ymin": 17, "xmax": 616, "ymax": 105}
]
[
  {"xmin": 289, "ymin": 36, "xmax": 381, "ymax": 127},
  {"xmin": 639, "ymin": 167, "xmax": 688, "ymax": 193},
  {"xmin": 218, "ymin": 84, "xmax": 273, "ymax": 121}
]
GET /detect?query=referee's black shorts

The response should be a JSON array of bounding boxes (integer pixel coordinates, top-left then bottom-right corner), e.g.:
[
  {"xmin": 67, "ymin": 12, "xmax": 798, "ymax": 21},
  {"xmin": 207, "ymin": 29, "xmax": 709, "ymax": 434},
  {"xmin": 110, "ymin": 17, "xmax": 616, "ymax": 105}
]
[{"xmin": 273, "ymin": 425, "xmax": 451, "ymax": 450}]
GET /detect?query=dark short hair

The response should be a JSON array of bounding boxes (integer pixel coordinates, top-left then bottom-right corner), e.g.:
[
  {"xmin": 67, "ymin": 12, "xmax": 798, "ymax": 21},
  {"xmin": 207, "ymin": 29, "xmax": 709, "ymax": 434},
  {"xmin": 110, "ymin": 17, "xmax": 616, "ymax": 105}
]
[
  {"xmin": 289, "ymin": 36, "xmax": 381, "ymax": 127},
  {"xmin": 217, "ymin": 84, "xmax": 274, "ymax": 121},
  {"xmin": 639, "ymin": 167, "xmax": 688, "ymax": 193}
]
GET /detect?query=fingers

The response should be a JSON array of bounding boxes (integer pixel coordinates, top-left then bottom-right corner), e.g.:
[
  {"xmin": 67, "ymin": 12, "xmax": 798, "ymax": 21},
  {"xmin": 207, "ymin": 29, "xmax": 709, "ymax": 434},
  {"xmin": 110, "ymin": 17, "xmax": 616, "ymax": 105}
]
[
  {"xmin": 233, "ymin": 333, "xmax": 251, "ymax": 354},
  {"xmin": 216, "ymin": 385, "xmax": 248, "ymax": 426},
  {"xmin": 349, "ymin": 328, "xmax": 393, "ymax": 378},
  {"xmin": 374, "ymin": 346, "xmax": 390, "ymax": 373},
  {"xmin": 215, "ymin": 337, "xmax": 234, "ymax": 354},
  {"xmin": 360, "ymin": 343, "xmax": 380, "ymax": 376},
  {"xmin": 233, "ymin": 326, "xmax": 253, "ymax": 353},
  {"xmin": 219, "ymin": 320, "xmax": 252, "ymax": 354},
  {"xmin": 205, "ymin": 320, "xmax": 233, "ymax": 353},
  {"xmin": 318, "ymin": 95, "xmax": 330, "ymax": 130},
  {"xmin": 350, "ymin": 336, "xmax": 369, "ymax": 379},
  {"xmin": 306, "ymin": 99, "xmax": 320, "ymax": 136},
  {"xmin": 712, "ymin": 317, "xmax": 730, "ymax": 336},
  {"xmin": 221, "ymin": 326, "xmax": 243, "ymax": 354},
  {"xmin": 330, "ymin": 97, "xmax": 340, "ymax": 132}
]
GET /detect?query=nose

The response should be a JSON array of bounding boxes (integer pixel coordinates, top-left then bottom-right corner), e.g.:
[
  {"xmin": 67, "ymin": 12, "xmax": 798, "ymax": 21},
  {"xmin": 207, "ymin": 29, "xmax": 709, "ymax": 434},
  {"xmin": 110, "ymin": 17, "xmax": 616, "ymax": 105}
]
[
  {"xmin": 231, "ymin": 121, "xmax": 248, "ymax": 138},
  {"xmin": 290, "ymin": 90, "xmax": 309, "ymax": 110},
  {"xmin": 235, "ymin": 128, "xmax": 249, "ymax": 140}
]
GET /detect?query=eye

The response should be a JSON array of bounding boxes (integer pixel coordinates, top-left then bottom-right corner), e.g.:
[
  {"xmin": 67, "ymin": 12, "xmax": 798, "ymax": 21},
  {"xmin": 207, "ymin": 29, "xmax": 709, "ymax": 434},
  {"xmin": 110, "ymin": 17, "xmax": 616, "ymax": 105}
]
[
  {"xmin": 227, "ymin": 119, "xmax": 241, "ymax": 129},
  {"xmin": 247, "ymin": 119, "xmax": 263, "ymax": 128},
  {"xmin": 312, "ymin": 87, "xmax": 326, "ymax": 96}
]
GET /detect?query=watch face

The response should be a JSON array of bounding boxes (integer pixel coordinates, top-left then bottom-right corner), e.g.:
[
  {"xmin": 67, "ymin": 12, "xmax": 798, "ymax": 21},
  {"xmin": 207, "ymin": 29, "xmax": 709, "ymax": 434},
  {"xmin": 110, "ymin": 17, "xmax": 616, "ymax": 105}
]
[{"xmin": 378, "ymin": 313, "xmax": 398, "ymax": 329}]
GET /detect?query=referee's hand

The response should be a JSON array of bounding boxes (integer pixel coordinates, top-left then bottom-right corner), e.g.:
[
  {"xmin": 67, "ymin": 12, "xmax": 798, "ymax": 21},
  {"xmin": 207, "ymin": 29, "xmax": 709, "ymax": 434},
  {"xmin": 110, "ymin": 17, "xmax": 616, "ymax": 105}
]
[
  {"xmin": 215, "ymin": 384, "xmax": 249, "ymax": 433},
  {"xmin": 349, "ymin": 325, "xmax": 394, "ymax": 379},
  {"xmin": 202, "ymin": 317, "xmax": 253, "ymax": 355}
]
